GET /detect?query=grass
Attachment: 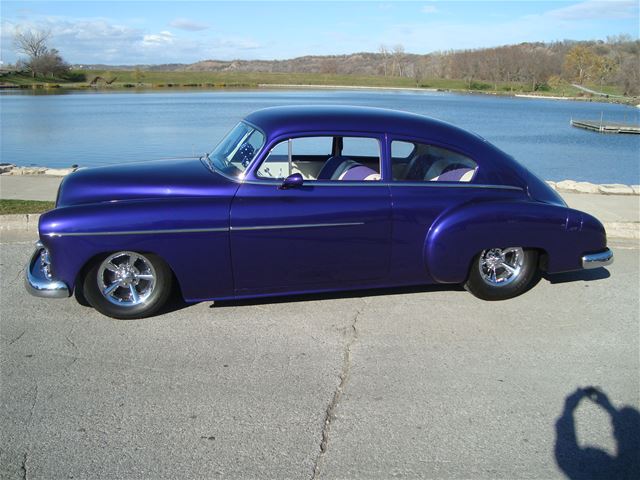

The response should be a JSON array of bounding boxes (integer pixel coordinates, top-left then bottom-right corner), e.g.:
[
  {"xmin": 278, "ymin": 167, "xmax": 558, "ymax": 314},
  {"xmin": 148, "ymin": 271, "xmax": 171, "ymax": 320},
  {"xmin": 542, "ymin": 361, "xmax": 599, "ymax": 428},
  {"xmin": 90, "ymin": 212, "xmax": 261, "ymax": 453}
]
[
  {"xmin": 0, "ymin": 69, "xmax": 632, "ymax": 102},
  {"xmin": 0, "ymin": 199, "xmax": 55, "ymax": 215}
]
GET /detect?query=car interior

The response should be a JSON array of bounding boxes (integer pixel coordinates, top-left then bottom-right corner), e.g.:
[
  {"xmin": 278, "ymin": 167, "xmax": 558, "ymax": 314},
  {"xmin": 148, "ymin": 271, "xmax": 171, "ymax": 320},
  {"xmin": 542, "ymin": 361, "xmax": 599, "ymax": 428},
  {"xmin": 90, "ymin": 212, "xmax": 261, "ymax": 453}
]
[{"xmin": 254, "ymin": 136, "xmax": 477, "ymax": 183}]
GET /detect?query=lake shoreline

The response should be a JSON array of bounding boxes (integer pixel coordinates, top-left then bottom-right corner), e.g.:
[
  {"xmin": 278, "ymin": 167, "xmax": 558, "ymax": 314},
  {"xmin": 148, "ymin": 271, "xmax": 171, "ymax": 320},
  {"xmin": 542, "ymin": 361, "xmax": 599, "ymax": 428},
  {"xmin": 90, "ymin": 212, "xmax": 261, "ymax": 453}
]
[{"xmin": 1, "ymin": 81, "xmax": 638, "ymax": 106}]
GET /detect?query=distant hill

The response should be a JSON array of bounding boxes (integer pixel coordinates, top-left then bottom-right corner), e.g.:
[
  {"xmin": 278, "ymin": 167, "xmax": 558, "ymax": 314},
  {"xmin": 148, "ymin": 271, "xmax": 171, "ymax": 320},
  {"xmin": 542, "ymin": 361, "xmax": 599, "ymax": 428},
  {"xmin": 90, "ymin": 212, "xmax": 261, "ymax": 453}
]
[{"xmin": 73, "ymin": 38, "xmax": 639, "ymax": 96}]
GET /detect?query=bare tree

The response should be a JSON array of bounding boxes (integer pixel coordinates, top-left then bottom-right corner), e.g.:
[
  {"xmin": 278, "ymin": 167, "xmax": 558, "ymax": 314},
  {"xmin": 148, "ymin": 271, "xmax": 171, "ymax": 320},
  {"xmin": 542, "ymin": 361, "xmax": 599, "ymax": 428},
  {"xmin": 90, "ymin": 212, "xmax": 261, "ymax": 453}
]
[
  {"xmin": 14, "ymin": 29, "xmax": 51, "ymax": 60},
  {"xmin": 378, "ymin": 45, "xmax": 390, "ymax": 76},
  {"xmin": 14, "ymin": 28, "xmax": 68, "ymax": 78},
  {"xmin": 392, "ymin": 44, "xmax": 405, "ymax": 76}
]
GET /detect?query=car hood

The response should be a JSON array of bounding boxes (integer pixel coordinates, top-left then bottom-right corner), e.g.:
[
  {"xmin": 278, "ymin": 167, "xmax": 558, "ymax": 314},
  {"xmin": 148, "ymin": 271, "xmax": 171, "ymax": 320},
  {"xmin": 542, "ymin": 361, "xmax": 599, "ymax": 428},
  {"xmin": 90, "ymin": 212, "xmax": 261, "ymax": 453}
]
[{"xmin": 56, "ymin": 158, "xmax": 235, "ymax": 207}]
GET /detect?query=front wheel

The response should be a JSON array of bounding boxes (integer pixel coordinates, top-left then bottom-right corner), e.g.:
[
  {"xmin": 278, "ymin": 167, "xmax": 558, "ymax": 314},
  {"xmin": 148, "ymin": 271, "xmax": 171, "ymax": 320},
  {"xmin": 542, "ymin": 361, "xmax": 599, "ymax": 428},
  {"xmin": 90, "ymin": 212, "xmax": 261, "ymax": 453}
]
[
  {"xmin": 84, "ymin": 251, "xmax": 173, "ymax": 319},
  {"xmin": 465, "ymin": 247, "xmax": 538, "ymax": 301}
]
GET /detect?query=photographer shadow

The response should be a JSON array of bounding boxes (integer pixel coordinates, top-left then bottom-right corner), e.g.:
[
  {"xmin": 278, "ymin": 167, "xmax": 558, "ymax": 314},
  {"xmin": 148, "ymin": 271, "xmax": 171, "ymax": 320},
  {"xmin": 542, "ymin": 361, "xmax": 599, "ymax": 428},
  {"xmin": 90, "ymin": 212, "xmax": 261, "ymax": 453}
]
[{"xmin": 555, "ymin": 387, "xmax": 640, "ymax": 479}]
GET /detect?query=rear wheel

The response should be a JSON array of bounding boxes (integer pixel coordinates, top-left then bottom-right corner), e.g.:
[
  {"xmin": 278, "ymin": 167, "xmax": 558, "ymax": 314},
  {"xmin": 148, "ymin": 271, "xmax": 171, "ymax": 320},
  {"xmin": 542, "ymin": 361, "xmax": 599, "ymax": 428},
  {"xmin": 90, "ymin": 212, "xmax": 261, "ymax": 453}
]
[
  {"xmin": 84, "ymin": 251, "xmax": 172, "ymax": 319},
  {"xmin": 465, "ymin": 247, "xmax": 538, "ymax": 301}
]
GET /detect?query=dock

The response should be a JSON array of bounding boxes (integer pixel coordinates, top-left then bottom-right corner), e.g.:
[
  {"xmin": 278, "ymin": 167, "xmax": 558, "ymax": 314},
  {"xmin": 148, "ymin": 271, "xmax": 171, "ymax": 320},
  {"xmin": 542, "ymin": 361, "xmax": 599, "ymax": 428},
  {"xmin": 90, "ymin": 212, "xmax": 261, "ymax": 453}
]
[{"xmin": 571, "ymin": 118, "xmax": 640, "ymax": 134}]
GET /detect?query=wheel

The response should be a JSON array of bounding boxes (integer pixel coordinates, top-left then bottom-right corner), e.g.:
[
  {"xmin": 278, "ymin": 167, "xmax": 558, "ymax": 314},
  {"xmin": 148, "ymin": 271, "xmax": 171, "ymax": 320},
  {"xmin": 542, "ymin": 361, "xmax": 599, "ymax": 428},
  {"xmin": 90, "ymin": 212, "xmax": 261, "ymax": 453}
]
[
  {"xmin": 465, "ymin": 247, "xmax": 538, "ymax": 301},
  {"xmin": 84, "ymin": 251, "xmax": 172, "ymax": 319}
]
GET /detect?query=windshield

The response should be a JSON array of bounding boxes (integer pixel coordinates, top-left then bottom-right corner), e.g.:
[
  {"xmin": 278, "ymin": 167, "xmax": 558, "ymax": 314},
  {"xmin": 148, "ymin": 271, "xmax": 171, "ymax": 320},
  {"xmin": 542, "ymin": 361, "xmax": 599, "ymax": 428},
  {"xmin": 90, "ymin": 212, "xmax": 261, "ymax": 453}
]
[{"xmin": 207, "ymin": 122, "xmax": 265, "ymax": 178}]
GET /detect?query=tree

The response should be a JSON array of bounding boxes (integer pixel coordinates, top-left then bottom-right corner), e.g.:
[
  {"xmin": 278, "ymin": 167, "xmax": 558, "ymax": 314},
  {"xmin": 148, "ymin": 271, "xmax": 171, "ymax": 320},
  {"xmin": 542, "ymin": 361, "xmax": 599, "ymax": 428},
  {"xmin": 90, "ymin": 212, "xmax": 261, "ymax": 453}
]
[
  {"xmin": 563, "ymin": 46, "xmax": 598, "ymax": 84},
  {"xmin": 392, "ymin": 44, "xmax": 405, "ymax": 76},
  {"xmin": 14, "ymin": 29, "xmax": 69, "ymax": 78},
  {"xmin": 14, "ymin": 29, "xmax": 50, "ymax": 60},
  {"xmin": 378, "ymin": 45, "xmax": 390, "ymax": 76}
]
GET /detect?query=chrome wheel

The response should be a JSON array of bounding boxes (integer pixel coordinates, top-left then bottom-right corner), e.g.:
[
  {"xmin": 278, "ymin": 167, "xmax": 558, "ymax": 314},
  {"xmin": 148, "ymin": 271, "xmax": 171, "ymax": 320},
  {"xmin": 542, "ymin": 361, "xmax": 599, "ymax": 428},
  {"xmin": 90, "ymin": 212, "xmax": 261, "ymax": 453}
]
[
  {"xmin": 478, "ymin": 247, "xmax": 524, "ymax": 287},
  {"xmin": 97, "ymin": 252, "xmax": 157, "ymax": 307}
]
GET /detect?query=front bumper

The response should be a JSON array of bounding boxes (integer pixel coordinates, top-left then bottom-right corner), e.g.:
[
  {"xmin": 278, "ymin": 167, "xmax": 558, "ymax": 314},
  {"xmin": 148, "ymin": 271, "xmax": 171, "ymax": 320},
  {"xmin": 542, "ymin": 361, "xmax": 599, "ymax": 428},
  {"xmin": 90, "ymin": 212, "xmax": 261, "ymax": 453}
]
[
  {"xmin": 24, "ymin": 241, "xmax": 70, "ymax": 298},
  {"xmin": 582, "ymin": 248, "xmax": 614, "ymax": 269}
]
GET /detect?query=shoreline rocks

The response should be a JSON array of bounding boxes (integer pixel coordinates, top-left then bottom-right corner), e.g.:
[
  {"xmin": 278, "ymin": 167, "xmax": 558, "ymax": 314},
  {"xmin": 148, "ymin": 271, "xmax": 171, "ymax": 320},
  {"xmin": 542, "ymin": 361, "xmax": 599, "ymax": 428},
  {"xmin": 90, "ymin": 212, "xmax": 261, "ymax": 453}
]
[
  {"xmin": 0, "ymin": 164, "xmax": 77, "ymax": 177},
  {"xmin": 546, "ymin": 180, "xmax": 639, "ymax": 195}
]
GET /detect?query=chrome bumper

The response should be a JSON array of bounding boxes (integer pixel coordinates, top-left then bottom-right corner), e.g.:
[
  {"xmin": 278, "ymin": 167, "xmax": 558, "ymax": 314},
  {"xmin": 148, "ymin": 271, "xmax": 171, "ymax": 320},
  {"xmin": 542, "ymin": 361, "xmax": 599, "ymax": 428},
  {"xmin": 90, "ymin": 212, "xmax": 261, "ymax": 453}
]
[
  {"xmin": 24, "ymin": 241, "xmax": 69, "ymax": 298},
  {"xmin": 582, "ymin": 248, "xmax": 614, "ymax": 269}
]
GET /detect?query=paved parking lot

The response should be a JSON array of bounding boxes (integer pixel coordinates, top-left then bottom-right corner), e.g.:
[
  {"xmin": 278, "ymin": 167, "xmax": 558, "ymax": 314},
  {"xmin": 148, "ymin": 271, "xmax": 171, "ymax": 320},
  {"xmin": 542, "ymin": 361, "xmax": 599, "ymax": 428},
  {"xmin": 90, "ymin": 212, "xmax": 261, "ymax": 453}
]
[{"xmin": 1, "ymin": 232, "xmax": 638, "ymax": 479}]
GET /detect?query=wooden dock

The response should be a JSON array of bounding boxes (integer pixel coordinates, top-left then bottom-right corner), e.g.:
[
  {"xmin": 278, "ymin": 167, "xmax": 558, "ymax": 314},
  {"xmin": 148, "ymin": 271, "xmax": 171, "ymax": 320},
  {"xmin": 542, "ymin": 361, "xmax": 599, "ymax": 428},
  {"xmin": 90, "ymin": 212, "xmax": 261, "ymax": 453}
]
[{"xmin": 571, "ymin": 118, "xmax": 640, "ymax": 134}]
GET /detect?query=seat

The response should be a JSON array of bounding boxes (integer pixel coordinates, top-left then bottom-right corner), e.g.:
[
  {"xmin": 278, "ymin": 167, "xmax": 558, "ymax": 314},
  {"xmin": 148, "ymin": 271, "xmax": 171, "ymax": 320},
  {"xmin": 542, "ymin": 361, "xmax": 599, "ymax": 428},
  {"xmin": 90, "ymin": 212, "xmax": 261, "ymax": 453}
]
[
  {"xmin": 317, "ymin": 156, "xmax": 355, "ymax": 180},
  {"xmin": 430, "ymin": 167, "xmax": 475, "ymax": 182},
  {"xmin": 338, "ymin": 165, "xmax": 380, "ymax": 181}
]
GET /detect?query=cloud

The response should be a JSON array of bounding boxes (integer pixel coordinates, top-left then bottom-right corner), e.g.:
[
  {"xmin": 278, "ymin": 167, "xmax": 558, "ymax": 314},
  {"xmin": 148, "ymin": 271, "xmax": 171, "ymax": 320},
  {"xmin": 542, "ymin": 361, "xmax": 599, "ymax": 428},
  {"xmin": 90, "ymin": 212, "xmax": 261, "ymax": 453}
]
[
  {"xmin": 421, "ymin": 5, "xmax": 438, "ymax": 14},
  {"xmin": 546, "ymin": 0, "xmax": 638, "ymax": 20},
  {"xmin": 142, "ymin": 30, "xmax": 175, "ymax": 47},
  {"xmin": 169, "ymin": 18, "xmax": 209, "ymax": 31}
]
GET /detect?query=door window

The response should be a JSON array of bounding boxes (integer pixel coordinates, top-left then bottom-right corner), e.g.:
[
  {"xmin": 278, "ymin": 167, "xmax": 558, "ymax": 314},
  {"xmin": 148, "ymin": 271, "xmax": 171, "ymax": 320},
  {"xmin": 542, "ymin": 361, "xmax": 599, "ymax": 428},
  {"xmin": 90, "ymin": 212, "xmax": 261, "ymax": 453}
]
[
  {"xmin": 256, "ymin": 136, "xmax": 381, "ymax": 181},
  {"xmin": 391, "ymin": 141, "xmax": 476, "ymax": 182}
]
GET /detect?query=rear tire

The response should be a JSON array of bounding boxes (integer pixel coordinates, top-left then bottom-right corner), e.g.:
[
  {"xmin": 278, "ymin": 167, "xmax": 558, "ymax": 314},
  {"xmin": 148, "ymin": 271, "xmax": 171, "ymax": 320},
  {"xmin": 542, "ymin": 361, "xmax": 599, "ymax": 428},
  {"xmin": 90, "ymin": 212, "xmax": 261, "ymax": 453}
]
[
  {"xmin": 465, "ymin": 247, "xmax": 538, "ymax": 301},
  {"xmin": 84, "ymin": 251, "xmax": 172, "ymax": 319}
]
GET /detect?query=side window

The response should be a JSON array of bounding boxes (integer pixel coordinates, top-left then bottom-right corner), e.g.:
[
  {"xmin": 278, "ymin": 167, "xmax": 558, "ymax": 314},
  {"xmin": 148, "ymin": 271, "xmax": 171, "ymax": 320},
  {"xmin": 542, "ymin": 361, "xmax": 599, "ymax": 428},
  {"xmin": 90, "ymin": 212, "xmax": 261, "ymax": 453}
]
[
  {"xmin": 391, "ymin": 140, "xmax": 477, "ymax": 183},
  {"xmin": 256, "ymin": 136, "xmax": 381, "ymax": 181}
]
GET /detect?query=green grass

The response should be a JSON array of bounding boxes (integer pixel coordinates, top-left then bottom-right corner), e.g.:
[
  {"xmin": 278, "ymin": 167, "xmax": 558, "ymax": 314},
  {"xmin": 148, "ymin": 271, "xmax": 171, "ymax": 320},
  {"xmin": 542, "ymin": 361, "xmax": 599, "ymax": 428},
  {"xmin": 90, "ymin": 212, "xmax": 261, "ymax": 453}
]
[
  {"xmin": 0, "ymin": 199, "xmax": 55, "ymax": 215},
  {"xmin": 1, "ymin": 69, "xmax": 632, "ymax": 102}
]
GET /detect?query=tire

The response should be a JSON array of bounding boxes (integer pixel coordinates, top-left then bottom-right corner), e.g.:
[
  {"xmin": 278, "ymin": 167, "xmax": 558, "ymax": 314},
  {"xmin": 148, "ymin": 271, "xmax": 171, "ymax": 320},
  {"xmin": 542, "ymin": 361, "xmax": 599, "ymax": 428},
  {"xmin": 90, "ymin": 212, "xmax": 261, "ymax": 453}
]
[
  {"xmin": 465, "ymin": 247, "xmax": 538, "ymax": 301},
  {"xmin": 84, "ymin": 251, "xmax": 173, "ymax": 319}
]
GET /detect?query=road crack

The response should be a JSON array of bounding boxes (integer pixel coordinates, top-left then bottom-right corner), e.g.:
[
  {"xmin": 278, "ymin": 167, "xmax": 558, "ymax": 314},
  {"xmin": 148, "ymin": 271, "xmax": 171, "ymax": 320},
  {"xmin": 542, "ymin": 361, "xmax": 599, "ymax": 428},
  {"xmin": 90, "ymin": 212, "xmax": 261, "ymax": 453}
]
[
  {"xmin": 311, "ymin": 304, "xmax": 362, "ymax": 479},
  {"xmin": 8, "ymin": 329, "xmax": 26, "ymax": 345},
  {"xmin": 20, "ymin": 452, "xmax": 28, "ymax": 480}
]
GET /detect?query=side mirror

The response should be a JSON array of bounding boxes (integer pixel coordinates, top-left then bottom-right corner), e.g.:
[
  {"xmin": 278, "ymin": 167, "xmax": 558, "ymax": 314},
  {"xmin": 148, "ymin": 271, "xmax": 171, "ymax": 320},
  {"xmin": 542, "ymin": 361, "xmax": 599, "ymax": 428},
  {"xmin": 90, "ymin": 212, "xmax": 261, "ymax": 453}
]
[{"xmin": 279, "ymin": 173, "xmax": 303, "ymax": 190}]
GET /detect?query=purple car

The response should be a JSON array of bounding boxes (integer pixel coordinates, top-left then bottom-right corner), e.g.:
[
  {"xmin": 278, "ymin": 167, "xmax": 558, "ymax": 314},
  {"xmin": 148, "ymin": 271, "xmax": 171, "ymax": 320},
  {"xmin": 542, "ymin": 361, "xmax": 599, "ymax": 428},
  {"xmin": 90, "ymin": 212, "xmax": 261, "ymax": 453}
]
[{"xmin": 26, "ymin": 106, "xmax": 613, "ymax": 319}]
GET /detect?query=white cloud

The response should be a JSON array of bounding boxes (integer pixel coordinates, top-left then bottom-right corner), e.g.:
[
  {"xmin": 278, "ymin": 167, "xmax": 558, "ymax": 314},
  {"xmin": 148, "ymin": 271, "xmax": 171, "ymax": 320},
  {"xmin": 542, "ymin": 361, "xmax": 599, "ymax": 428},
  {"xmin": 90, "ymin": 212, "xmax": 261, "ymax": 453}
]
[
  {"xmin": 546, "ymin": 0, "xmax": 638, "ymax": 20},
  {"xmin": 422, "ymin": 5, "xmax": 438, "ymax": 14},
  {"xmin": 142, "ymin": 30, "xmax": 175, "ymax": 47},
  {"xmin": 169, "ymin": 18, "xmax": 209, "ymax": 31}
]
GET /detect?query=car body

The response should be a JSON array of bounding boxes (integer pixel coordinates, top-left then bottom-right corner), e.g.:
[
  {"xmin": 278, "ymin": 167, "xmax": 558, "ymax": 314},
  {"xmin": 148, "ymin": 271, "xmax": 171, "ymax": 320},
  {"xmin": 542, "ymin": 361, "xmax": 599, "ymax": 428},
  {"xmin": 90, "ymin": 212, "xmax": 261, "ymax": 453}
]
[{"xmin": 26, "ymin": 105, "xmax": 613, "ymax": 318}]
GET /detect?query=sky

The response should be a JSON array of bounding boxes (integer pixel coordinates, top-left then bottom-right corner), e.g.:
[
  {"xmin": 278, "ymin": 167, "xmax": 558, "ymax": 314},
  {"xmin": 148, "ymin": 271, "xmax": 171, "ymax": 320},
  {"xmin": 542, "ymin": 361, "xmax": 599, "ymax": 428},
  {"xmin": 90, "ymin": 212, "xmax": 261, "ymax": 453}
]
[{"xmin": 1, "ymin": 0, "xmax": 638, "ymax": 65}]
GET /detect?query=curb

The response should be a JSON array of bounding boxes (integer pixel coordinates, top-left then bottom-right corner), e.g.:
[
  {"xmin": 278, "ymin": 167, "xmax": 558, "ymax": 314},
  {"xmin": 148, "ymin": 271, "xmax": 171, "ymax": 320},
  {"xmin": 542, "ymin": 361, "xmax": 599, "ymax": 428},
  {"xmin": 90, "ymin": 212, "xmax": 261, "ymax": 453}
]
[
  {"xmin": 0, "ymin": 214, "xmax": 42, "ymax": 232},
  {"xmin": 1, "ymin": 214, "xmax": 638, "ymax": 240}
]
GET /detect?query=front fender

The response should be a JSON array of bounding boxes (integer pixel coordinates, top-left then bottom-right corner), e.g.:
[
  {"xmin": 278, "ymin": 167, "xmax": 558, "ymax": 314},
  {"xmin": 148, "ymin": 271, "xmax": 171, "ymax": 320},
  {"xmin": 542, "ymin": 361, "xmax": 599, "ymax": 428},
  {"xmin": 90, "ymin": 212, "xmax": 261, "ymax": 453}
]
[
  {"xmin": 424, "ymin": 200, "xmax": 607, "ymax": 283},
  {"xmin": 38, "ymin": 197, "xmax": 234, "ymax": 301}
]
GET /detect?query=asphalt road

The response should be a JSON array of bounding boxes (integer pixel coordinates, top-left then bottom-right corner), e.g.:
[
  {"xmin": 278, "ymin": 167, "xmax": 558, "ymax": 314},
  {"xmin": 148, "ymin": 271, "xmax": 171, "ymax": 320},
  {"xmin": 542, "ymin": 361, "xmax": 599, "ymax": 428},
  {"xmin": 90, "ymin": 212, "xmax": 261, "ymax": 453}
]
[{"xmin": 1, "ymin": 232, "xmax": 639, "ymax": 479}]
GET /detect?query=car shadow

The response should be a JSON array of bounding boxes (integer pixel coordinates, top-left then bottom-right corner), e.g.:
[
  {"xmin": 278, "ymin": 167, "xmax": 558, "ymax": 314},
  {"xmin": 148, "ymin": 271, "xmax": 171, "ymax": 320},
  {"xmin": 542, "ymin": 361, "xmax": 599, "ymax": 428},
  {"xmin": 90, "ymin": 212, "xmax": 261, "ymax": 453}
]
[
  {"xmin": 544, "ymin": 268, "xmax": 611, "ymax": 285},
  {"xmin": 555, "ymin": 386, "xmax": 640, "ymax": 479},
  {"xmin": 211, "ymin": 283, "xmax": 466, "ymax": 308}
]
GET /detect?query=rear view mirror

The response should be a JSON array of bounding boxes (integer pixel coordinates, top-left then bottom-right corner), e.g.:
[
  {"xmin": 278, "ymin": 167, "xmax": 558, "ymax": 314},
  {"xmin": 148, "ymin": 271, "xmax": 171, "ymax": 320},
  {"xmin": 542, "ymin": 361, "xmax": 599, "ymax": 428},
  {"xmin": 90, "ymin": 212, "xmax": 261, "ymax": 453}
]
[{"xmin": 279, "ymin": 173, "xmax": 303, "ymax": 190}]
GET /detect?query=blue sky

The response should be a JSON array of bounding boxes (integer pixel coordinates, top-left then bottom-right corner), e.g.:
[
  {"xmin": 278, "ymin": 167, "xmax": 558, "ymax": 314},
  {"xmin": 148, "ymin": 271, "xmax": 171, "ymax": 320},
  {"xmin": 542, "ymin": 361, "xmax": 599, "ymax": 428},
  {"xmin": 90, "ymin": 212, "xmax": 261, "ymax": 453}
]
[{"xmin": 1, "ymin": 1, "xmax": 638, "ymax": 65}]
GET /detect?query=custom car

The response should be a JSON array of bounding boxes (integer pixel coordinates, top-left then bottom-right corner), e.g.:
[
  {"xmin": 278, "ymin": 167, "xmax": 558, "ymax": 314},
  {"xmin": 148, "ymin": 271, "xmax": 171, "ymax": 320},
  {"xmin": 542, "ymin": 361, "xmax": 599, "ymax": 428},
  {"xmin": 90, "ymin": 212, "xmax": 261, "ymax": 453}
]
[{"xmin": 26, "ymin": 106, "xmax": 613, "ymax": 318}]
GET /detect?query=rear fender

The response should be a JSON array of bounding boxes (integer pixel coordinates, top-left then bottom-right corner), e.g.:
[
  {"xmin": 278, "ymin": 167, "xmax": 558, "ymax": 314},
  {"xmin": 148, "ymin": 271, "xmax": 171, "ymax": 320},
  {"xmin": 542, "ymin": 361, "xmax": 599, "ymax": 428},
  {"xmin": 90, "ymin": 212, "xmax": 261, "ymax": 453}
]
[{"xmin": 424, "ymin": 200, "xmax": 607, "ymax": 283}]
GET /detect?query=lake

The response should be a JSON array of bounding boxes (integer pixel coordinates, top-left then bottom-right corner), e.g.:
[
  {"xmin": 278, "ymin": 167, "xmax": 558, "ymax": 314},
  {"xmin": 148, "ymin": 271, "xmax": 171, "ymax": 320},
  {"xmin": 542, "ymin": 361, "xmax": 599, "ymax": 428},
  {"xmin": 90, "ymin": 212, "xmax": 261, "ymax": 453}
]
[{"xmin": 1, "ymin": 88, "xmax": 639, "ymax": 184}]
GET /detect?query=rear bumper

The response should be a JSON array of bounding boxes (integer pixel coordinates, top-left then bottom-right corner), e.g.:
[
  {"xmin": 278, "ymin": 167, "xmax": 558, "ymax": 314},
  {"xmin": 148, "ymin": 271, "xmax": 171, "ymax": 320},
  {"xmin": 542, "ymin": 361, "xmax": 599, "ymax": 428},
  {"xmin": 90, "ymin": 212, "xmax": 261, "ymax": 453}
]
[
  {"xmin": 582, "ymin": 248, "xmax": 614, "ymax": 269},
  {"xmin": 24, "ymin": 241, "xmax": 70, "ymax": 298}
]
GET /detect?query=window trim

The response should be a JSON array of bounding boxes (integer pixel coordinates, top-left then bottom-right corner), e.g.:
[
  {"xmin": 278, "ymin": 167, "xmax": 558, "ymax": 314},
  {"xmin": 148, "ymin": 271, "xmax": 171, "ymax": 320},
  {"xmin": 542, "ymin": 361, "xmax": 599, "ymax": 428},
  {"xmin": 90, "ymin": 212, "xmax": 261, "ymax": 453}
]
[
  {"xmin": 246, "ymin": 131, "xmax": 385, "ymax": 184},
  {"xmin": 387, "ymin": 135, "xmax": 480, "ymax": 184}
]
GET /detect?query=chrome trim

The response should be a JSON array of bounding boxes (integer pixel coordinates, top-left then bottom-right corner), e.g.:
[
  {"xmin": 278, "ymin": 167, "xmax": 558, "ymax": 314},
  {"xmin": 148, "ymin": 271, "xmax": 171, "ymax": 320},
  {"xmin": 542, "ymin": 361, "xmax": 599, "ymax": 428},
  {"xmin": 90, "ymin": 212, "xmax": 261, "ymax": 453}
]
[
  {"xmin": 231, "ymin": 222, "xmax": 364, "ymax": 231},
  {"xmin": 24, "ymin": 241, "xmax": 70, "ymax": 298},
  {"xmin": 45, "ymin": 227, "xmax": 228, "ymax": 237},
  {"xmin": 582, "ymin": 248, "xmax": 614, "ymax": 269},
  {"xmin": 240, "ymin": 178, "xmax": 523, "ymax": 191}
]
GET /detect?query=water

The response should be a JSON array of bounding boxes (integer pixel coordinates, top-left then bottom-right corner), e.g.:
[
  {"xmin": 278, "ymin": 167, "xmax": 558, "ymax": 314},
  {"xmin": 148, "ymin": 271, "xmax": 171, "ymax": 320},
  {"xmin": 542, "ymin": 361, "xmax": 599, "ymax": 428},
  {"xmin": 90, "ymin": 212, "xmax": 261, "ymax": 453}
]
[{"xmin": 1, "ymin": 89, "xmax": 639, "ymax": 184}]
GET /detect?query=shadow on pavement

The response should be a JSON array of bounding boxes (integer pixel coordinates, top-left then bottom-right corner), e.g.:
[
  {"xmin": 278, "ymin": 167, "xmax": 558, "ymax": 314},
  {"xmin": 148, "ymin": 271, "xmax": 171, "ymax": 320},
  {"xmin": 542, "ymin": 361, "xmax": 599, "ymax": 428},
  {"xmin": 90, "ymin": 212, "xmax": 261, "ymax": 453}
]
[
  {"xmin": 555, "ymin": 386, "xmax": 640, "ymax": 479},
  {"xmin": 544, "ymin": 267, "xmax": 611, "ymax": 285},
  {"xmin": 212, "ymin": 283, "xmax": 465, "ymax": 308}
]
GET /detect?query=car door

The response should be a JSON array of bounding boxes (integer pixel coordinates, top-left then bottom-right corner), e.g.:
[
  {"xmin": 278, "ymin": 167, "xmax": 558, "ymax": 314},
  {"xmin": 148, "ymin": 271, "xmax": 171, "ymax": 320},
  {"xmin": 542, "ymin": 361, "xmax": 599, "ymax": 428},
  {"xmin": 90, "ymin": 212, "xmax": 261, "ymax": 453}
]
[
  {"xmin": 387, "ymin": 138, "xmax": 485, "ymax": 284},
  {"xmin": 229, "ymin": 134, "xmax": 391, "ymax": 294}
]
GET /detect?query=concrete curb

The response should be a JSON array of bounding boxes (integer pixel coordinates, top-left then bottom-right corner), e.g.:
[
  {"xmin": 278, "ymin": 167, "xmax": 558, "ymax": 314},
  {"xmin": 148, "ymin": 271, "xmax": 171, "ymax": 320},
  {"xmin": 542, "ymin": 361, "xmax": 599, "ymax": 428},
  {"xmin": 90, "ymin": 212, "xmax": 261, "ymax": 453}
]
[
  {"xmin": 1, "ymin": 213, "xmax": 638, "ymax": 240},
  {"xmin": 0, "ymin": 214, "xmax": 42, "ymax": 232}
]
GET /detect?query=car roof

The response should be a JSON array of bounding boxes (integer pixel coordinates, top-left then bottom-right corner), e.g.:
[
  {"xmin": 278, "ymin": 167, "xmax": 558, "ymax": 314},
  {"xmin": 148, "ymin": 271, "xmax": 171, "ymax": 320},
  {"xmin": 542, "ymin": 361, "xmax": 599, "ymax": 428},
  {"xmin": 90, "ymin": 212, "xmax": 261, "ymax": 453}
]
[
  {"xmin": 244, "ymin": 105, "xmax": 527, "ymax": 188},
  {"xmin": 244, "ymin": 105, "xmax": 485, "ymax": 144}
]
